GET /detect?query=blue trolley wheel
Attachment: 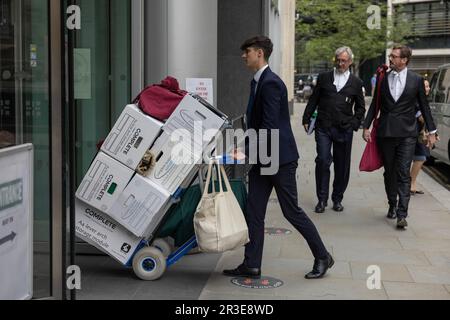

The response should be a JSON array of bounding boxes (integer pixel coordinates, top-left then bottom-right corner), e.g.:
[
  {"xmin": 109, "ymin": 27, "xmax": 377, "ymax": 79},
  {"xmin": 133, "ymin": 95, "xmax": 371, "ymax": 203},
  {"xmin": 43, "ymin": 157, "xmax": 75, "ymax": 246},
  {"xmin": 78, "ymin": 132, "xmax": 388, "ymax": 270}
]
[{"xmin": 132, "ymin": 247, "xmax": 167, "ymax": 281}]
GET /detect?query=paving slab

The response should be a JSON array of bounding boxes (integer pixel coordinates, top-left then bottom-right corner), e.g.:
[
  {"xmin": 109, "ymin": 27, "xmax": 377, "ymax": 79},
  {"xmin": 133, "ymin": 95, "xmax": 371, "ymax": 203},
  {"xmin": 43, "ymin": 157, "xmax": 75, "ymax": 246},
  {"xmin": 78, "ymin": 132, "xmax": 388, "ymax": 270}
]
[
  {"xmin": 383, "ymin": 282, "xmax": 450, "ymax": 300},
  {"xmin": 406, "ymin": 265, "xmax": 450, "ymax": 285},
  {"xmin": 350, "ymin": 262, "xmax": 414, "ymax": 283}
]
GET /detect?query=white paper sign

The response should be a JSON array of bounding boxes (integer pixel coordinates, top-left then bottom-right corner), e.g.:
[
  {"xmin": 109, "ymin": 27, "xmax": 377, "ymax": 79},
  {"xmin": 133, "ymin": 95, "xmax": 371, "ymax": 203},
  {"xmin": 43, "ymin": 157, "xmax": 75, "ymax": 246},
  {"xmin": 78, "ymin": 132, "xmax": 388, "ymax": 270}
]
[
  {"xmin": 0, "ymin": 144, "xmax": 33, "ymax": 300},
  {"xmin": 186, "ymin": 78, "xmax": 214, "ymax": 105}
]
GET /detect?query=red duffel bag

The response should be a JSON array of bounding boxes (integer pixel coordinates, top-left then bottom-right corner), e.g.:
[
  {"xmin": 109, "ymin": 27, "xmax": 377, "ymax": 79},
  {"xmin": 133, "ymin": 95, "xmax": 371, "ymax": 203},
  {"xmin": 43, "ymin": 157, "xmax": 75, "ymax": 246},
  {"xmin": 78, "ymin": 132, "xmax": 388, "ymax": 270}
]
[
  {"xmin": 133, "ymin": 76, "xmax": 188, "ymax": 121},
  {"xmin": 359, "ymin": 119, "xmax": 383, "ymax": 172},
  {"xmin": 359, "ymin": 65, "xmax": 388, "ymax": 172}
]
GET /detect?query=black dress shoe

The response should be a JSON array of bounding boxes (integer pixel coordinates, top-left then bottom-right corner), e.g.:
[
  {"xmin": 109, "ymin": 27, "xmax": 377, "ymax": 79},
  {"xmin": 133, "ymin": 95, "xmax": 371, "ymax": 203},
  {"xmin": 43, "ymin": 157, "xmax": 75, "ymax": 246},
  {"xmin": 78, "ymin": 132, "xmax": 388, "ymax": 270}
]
[
  {"xmin": 332, "ymin": 202, "xmax": 344, "ymax": 212},
  {"xmin": 223, "ymin": 264, "xmax": 261, "ymax": 279},
  {"xmin": 386, "ymin": 206, "xmax": 397, "ymax": 219},
  {"xmin": 305, "ymin": 253, "xmax": 334, "ymax": 279},
  {"xmin": 396, "ymin": 217, "xmax": 408, "ymax": 229},
  {"xmin": 315, "ymin": 201, "xmax": 327, "ymax": 213}
]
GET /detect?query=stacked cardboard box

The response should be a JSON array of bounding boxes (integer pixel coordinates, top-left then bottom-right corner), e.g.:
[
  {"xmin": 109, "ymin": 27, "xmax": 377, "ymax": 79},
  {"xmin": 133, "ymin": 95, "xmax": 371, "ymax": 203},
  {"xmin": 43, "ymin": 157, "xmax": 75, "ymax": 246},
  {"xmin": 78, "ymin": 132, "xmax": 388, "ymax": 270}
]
[{"xmin": 75, "ymin": 94, "xmax": 227, "ymax": 264}]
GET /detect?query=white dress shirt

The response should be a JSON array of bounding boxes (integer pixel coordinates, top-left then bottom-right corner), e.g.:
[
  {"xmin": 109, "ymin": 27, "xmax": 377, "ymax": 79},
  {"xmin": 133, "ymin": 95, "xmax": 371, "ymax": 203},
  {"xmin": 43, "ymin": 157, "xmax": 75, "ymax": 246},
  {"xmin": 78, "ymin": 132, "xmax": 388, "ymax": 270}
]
[
  {"xmin": 333, "ymin": 68, "xmax": 350, "ymax": 92},
  {"xmin": 388, "ymin": 67, "xmax": 408, "ymax": 102},
  {"xmin": 253, "ymin": 64, "xmax": 269, "ymax": 94}
]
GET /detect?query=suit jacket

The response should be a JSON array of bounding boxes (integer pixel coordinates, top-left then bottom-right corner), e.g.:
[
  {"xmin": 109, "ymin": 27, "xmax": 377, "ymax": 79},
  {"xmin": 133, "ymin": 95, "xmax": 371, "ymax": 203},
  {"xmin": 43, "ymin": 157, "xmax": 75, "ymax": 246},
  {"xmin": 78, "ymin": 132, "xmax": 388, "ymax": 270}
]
[
  {"xmin": 363, "ymin": 69, "xmax": 436, "ymax": 137},
  {"xmin": 303, "ymin": 71, "xmax": 366, "ymax": 131},
  {"xmin": 247, "ymin": 67, "xmax": 299, "ymax": 167}
]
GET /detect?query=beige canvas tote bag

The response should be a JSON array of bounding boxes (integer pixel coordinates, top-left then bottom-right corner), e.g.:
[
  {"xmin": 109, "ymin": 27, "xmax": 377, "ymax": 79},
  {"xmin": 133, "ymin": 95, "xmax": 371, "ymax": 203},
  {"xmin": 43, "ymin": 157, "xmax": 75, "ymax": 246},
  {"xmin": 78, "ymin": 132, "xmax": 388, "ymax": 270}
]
[{"xmin": 194, "ymin": 161, "xmax": 249, "ymax": 253}]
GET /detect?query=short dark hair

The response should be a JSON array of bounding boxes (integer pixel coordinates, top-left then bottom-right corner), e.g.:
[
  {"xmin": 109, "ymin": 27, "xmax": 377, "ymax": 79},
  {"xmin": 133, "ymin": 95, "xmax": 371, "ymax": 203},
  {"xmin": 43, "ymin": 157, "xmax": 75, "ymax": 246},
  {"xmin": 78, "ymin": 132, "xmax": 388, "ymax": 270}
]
[
  {"xmin": 392, "ymin": 44, "xmax": 412, "ymax": 65},
  {"xmin": 240, "ymin": 36, "xmax": 273, "ymax": 60}
]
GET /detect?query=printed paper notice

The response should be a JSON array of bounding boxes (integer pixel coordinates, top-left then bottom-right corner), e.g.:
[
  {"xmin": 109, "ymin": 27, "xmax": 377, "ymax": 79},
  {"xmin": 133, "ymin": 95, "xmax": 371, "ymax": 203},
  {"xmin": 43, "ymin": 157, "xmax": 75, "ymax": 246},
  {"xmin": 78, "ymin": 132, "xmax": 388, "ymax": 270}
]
[{"xmin": 186, "ymin": 78, "xmax": 214, "ymax": 105}]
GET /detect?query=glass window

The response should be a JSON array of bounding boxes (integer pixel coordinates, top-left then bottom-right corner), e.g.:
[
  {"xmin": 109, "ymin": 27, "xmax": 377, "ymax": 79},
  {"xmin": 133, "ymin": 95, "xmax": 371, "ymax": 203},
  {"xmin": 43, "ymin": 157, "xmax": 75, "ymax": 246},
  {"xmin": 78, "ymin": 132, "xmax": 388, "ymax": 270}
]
[
  {"xmin": 435, "ymin": 69, "xmax": 449, "ymax": 104},
  {"xmin": 441, "ymin": 69, "xmax": 450, "ymax": 104},
  {"xmin": 74, "ymin": 0, "xmax": 131, "ymax": 185},
  {"xmin": 0, "ymin": 0, "xmax": 51, "ymax": 298},
  {"xmin": 429, "ymin": 71, "xmax": 440, "ymax": 103}
]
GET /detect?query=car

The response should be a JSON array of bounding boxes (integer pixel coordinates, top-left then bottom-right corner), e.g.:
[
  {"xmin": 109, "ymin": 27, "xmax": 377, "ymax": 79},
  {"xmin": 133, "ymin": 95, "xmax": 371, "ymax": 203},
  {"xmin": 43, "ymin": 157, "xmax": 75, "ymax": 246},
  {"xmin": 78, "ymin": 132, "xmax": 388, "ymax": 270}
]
[
  {"xmin": 294, "ymin": 73, "xmax": 318, "ymax": 102},
  {"xmin": 428, "ymin": 63, "xmax": 450, "ymax": 165}
]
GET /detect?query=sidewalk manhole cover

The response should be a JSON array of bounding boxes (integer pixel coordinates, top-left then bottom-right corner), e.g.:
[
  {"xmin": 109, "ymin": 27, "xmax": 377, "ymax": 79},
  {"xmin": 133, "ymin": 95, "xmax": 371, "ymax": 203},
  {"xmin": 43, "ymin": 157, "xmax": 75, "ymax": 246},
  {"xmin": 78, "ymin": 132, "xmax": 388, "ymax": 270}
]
[
  {"xmin": 265, "ymin": 228, "xmax": 292, "ymax": 235},
  {"xmin": 231, "ymin": 277, "xmax": 284, "ymax": 289}
]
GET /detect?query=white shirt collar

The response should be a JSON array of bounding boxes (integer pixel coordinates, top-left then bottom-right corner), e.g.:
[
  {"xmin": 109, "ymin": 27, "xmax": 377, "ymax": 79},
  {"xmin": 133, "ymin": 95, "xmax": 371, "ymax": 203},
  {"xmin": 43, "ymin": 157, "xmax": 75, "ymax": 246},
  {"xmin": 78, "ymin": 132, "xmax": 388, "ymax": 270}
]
[
  {"xmin": 254, "ymin": 64, "xmax": 269, "ymax": 83},
  {"xmin": 391, "ymin": 67, "xmax": 408, "ymax": 79},
  {"xmin": 334, "ymin": 68, "xmax": 350, "ymax": 79}
]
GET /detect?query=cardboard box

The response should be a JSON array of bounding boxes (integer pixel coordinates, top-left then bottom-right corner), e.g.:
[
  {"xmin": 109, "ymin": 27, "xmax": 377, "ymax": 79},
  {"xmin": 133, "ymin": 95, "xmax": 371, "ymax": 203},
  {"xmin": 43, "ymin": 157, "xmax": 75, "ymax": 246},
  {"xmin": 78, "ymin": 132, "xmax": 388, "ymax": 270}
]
[
  {"xmin": 162, "ymin": 94, "xmax": 227, "ymax": 150},
  {"xmin": 110, "ymin": 174, "xmax": 172, "ymax": 237},
  {"xmin": 101, "ymin": 104, "xmax": 163, "ymax": 170},
  {"xmin": 146, "ymin": 132, "xmax": 201, "ymax": 195},
  {"xmin": 75, "ymin": 199, "xmax": 144, "ymax": 265},
  {"xmin": 75, "ymin": 152, "xmax": 135, "ymax": 214}
]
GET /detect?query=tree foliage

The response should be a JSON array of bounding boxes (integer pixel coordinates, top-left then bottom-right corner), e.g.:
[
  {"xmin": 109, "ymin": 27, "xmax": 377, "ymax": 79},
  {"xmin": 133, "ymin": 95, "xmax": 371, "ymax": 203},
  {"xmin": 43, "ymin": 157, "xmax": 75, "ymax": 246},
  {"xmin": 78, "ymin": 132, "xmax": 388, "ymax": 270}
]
[{"xmin": 296, "ymin": 0, "xmax": 414, "ymax": 71}]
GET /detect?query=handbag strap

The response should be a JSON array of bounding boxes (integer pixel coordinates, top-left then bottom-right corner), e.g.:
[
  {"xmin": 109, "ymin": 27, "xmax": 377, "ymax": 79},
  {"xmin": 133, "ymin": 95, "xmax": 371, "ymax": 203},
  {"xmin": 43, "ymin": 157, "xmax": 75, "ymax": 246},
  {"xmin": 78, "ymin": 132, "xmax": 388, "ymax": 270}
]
[
  {"xmin": 374, "ymin": 64, "xmax": 388, "ymax": 127},
  {"xmin": 202, "ymin": 160, "xmax": 223, "ymax": 198},
  {"xmin": 202, "ymin": 162, "xmax": 214, "ymax": 198},
  {"xmin": 219, "ymin": 165, "xmax": 233, "ymax": 194}
]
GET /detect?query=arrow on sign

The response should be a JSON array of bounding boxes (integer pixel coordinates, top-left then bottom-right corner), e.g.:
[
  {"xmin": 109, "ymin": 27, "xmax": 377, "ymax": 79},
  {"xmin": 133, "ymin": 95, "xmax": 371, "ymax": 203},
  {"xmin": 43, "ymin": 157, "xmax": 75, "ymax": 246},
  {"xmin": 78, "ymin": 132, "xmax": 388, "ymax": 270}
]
[{"xmin": 0, "ymin": 232, "xmax": 17, "ymax": 246}]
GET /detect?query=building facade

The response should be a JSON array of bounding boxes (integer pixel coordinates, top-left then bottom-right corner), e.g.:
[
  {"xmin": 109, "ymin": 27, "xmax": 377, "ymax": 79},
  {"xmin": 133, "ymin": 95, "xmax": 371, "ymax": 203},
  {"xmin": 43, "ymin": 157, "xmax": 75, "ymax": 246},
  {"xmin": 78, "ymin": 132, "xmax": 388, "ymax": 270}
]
[
  {"xmin": 0, "ymin": 0, "xmax": 295, "ymax": 300},
  {"xmin": 390, "ymin": 0, "xmax": 450, "ymax": 78}
]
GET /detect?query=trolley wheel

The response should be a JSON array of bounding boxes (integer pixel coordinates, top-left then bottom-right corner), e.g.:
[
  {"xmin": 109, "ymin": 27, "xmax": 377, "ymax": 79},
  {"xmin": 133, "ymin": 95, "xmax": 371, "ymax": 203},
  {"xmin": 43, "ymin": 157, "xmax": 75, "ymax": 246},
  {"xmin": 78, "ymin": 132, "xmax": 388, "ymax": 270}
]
[
  {"xmin": 152, "ymin": 238, "xmax": 173, "ymax": 258},
  {"xmin": 132, "ymin": 247, "xmax": 167, "ymax": 281}
]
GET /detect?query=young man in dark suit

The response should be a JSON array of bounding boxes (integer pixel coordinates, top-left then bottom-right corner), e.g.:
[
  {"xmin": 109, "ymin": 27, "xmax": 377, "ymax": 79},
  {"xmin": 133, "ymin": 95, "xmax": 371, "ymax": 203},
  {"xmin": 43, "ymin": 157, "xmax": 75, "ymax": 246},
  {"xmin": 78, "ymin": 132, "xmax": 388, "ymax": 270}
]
[
  {"xmin": 363, "ymin": 44, "xmax": 437, "ymax": 229},
  {"xmin": 302, "ymin": 47, "xmax": 366, "ymax": 214},
  {"xmin": 223, "ymin": 36, "xmax": 333, "ymax": 280}
]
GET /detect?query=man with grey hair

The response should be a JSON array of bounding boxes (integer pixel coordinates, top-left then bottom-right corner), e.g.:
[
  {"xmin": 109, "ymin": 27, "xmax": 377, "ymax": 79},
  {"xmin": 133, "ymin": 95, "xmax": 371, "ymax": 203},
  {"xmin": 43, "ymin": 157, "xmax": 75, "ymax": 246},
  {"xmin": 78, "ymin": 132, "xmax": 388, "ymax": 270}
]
[{"xmin": 303, "ymin": 46, "xmax": 365, "ymax": 214}]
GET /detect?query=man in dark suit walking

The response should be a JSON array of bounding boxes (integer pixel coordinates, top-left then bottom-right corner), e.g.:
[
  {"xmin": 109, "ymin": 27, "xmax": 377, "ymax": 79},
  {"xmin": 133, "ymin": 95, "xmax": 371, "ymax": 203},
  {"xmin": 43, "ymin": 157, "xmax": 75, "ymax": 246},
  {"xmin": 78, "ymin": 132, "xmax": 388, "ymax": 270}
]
[
  {"xmin": 363, "ymin": 44, "xmax": 437, "ymax": 229},
  {"xmin": 223, "ymin": 36, "xmax": 333, "ymax": 280},
  {"xmin": 303, "ymin": 47, "xmax": 365, "ymax": 214}
]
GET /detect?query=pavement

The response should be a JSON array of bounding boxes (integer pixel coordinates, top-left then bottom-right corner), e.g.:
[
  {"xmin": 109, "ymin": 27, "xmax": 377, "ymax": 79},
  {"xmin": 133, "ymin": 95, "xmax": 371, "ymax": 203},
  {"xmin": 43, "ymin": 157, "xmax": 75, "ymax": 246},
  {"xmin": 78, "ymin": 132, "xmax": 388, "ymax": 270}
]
[{"xmin": 76, "ymin": 101, "xmax": 450, "ymax": 300}]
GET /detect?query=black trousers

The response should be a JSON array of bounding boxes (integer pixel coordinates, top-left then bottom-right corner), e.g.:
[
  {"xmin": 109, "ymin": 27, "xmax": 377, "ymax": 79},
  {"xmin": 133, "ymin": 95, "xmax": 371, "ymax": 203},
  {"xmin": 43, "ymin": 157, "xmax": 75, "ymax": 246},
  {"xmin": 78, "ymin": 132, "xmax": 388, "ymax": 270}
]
[
  {"xmin": 314, "ymin": 126, "xmax": 354, "ymax": 203},
  {"xmin": 244, "ymin": 161, "xmax": 328, "ymax": 268},
  {"xmin": 377, "ymin": 137, "xmax": 416, "ymax": 218}
]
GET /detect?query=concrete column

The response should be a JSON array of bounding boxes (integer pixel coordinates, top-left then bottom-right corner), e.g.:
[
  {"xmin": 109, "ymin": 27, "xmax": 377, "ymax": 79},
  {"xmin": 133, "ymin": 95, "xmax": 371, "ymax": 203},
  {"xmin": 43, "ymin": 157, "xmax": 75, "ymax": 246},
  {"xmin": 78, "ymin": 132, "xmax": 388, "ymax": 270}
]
[
  {"xmin": 279, "ymin": 0, "xmax": 296, "ymax": 105},
  {"xmin": 145, "ymin": 0, "xmax": 218, "ymax": 106},
  {"xmin": 167, "ymin": 0, "xmax": 218, "ymax": 106}
]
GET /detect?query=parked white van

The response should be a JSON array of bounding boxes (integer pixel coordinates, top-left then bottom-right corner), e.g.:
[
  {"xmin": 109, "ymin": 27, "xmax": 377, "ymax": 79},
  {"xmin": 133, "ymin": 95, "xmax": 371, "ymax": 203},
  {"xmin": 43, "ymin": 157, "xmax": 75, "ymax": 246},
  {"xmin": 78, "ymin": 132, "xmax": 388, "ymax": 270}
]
[{"xmin": 429, "ymin": 64, "xmax": 450, "ymax": 165}]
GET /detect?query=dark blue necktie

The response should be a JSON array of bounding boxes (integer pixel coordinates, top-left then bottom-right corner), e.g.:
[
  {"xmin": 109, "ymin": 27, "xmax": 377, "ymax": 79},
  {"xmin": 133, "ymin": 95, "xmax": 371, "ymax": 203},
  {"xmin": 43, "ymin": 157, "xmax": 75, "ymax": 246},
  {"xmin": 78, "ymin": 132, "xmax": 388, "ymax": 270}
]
[{"xmin": 246, "ymin": 79, "xmax": 257, "ymax": 125}]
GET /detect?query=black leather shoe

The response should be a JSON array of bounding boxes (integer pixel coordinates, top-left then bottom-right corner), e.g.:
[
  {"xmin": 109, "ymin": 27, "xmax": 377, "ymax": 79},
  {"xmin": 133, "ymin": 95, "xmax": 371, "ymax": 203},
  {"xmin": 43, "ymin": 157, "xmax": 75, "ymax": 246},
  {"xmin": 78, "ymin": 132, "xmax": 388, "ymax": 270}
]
[
  {"xmin": 315, "ymin": 201, "xmax": 327, "ymax": 213},
  {"xmin": 332, "ymin": 202, "xmax": 344, "ymax": 212},
  {"xmin": 387, "ymin": 206, "xmax": 397, "ymax": 219},
  {"xmin": 396, "ymin": 217, "xmax": 408, "ymax": 229},
  {"xmin": 305, "ymin": 253, "xmax": 334, "ymax": 279},
  {"xmin": 223, "ymin": 264, "xmax": 261, "ymax": 279}
]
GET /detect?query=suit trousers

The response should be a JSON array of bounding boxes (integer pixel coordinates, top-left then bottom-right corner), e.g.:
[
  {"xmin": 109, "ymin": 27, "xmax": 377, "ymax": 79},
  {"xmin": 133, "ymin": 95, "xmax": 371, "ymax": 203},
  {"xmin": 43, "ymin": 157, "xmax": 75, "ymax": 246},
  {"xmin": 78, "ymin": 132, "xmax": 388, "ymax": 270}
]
[
  {"xmin": 244, "ymin": 161, "xmax": 328, "ymax": 268},
  {"xmin": 314, "ymin": 126, "xmax": 354, "ymax": 203},
  {"xmin": 377, "ymin": 137, "xmax": 416, "ymax": 218}
]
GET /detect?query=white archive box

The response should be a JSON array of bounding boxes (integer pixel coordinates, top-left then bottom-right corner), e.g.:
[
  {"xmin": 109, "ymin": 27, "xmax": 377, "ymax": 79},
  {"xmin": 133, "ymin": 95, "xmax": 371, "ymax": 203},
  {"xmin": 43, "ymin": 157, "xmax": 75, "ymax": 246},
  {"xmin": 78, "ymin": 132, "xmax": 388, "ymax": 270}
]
[
  {"xmin": 162, "ymin": 94, "xmax": 227, "ymax": 150},
  {"xmin": 110, "ymin": 174, "xmax": 172, "ymax": 238},
  {"xmin": 75, "ymin": 199, "xmax": 144, "ymax": 265},
  {"xmin": 101, "ymin": 104, "xmax": 163, "ymax": 170},
  {"xmin": 146, "ymin": 132, "xmax": 201, "ymax": 195},
  {"xmin": 75, "ymin": 152, "xmax": 135, "ymax": 214}
]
